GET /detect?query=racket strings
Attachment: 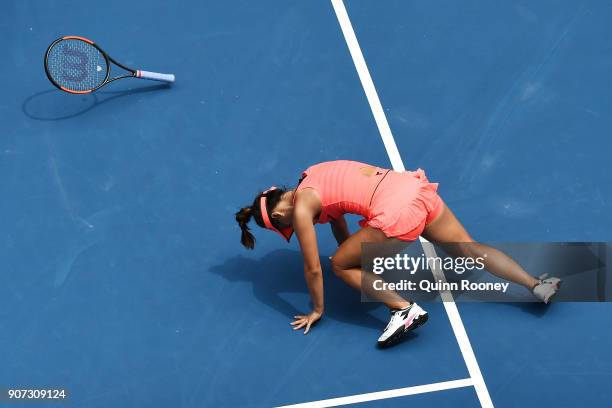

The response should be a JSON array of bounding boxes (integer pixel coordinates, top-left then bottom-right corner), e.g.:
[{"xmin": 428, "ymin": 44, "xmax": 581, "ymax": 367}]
[{"xmin": 46, "ymin": 39, "xmax": 108, "ymax": 92}]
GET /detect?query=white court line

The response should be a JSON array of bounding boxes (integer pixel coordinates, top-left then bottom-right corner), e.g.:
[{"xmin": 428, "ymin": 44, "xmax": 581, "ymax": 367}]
[
  {"xmin": 329, "ymin": 1, "xmax": 494, "ymax": 407},
  {"xmin": 277, "ymin": 378, "xmax": 473, "ymax": 408}
]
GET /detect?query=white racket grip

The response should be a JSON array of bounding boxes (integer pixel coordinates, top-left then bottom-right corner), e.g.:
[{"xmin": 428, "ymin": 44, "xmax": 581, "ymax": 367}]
[{"xmin": 136, "ymin": 70, "xmax": 175, "ymax": 83}]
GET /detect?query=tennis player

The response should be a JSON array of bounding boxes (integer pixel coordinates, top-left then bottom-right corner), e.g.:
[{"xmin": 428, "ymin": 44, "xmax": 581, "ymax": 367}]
[{"xmin": 235, "ymin": 160, "xmax": 560, "ymax": 347}]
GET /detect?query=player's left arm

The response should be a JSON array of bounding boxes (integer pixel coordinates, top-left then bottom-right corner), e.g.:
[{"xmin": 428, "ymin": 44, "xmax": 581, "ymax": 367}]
[{"xmin": 291, "ymin": 192, "xmax": 324, "ymax": 334}]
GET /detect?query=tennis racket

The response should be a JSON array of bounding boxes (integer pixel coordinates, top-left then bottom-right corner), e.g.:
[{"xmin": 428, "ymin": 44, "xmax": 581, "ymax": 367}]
[{"xmin": 44, "ymin": 36, "xmax": 175, "ymax": 94}]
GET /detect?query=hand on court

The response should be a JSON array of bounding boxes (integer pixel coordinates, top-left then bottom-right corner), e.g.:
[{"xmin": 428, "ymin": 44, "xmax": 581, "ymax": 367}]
[{"xmin": 291, "ymin": 311, "xmax": 322, "ymax": 334}]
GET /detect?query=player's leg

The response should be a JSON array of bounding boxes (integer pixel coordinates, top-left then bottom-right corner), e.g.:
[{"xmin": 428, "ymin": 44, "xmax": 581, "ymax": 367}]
[
  {"xmin": 330, "ymin": 226, "xmax": 407, "ymax": 308},
  {"xmin": 422, "ymin": 204, "xmax": 560, "ymax": 302},
  {"xmin": 331, "ymin": 226, "xmax": 428, "ymax": 346}
]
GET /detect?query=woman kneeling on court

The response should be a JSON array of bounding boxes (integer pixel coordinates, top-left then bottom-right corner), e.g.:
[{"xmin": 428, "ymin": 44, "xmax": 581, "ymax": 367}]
[{"xmin": 235, "ymin": 160, "xmax": 560, "ymax": 347}]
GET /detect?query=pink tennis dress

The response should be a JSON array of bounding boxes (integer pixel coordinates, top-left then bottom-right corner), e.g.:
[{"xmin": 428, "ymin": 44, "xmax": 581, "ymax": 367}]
[{"xmin": 295, "ymin": 160, "xmax": 443, "ymax": 241}]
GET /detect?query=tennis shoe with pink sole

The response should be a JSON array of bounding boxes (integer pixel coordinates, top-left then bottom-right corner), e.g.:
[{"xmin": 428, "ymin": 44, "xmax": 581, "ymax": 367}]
[{"xmin": 378, "ymin": 303, "xmax": 428, "ymax": 347}]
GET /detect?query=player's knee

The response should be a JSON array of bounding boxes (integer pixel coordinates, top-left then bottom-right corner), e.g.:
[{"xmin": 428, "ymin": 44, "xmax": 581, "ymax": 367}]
[
  {"xmin": 442, "ymin": 235, "xmax": 476, "ymax": 258},
  {"xmin": 330, "ymin": 257, "xmax": 347, "ymax": 277},
  {"xmin": 456, "ymin": 237, "xmax": 483, "ymax": 259}
]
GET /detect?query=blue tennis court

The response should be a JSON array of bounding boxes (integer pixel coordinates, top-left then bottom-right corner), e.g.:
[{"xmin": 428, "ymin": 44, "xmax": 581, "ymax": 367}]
[{"xmin": 2, "ymin": 0, "xmax": 612, "ymax": 406}]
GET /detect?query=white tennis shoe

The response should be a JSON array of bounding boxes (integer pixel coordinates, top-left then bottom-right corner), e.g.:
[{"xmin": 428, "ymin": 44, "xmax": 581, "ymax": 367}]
[
  {"xmin": 532, "ymin": 276, "xmax": 561, "ymax": 304},
  {"xmin": 378, "ymin": 303, "xmax": 428, "ymax": 347}
]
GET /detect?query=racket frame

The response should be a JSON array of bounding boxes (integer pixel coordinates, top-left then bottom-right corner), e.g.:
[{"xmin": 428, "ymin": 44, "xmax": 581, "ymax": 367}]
[{"xmin": 44, "ymin": 35, "xmax": 157, "ymax": 94}]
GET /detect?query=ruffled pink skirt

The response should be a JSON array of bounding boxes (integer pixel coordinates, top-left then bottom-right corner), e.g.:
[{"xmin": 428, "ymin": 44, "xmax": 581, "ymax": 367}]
[{"xmin": 358, "ymin": 168, "xmax": 444, "ymax": 241}]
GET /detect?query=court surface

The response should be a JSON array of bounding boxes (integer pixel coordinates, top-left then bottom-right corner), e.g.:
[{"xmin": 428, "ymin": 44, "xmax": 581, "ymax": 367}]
[{"xmin": 2, "ymin": 1, "xmax": 612, "ymax": 407}]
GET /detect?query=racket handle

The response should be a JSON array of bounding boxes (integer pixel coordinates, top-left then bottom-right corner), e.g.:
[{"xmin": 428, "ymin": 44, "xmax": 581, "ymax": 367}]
[{"xmin": 136, "ymin": 70, "xmax": 175, "ymax": 83}]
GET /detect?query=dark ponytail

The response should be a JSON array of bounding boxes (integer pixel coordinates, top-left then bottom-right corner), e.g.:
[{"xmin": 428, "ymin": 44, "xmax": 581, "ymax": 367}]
[
  {"xmin": 235, "ymin": 187, "xmax": 287, "ymax": 249},
  {"xmin": 235, "ymin": 206, "xmax": 256, "ymax": 249}
]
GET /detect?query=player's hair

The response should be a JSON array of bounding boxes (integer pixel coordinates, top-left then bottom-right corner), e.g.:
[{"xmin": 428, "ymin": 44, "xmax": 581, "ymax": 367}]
[{"xmin": 235, "ymin": 188, "xmax": 287, "ymax": 249}]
